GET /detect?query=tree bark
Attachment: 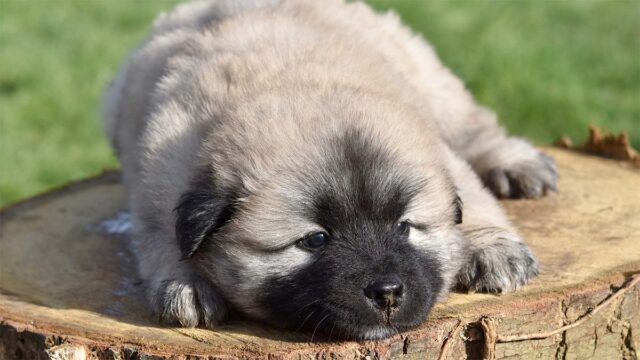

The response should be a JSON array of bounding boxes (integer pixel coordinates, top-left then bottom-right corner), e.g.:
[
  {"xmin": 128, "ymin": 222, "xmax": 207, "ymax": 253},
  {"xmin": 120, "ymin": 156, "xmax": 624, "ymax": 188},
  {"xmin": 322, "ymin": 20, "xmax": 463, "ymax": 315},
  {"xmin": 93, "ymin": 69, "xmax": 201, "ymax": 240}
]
[{"xmin": 0, "ymin": 148, "xmax": 638, "ymax": 359}]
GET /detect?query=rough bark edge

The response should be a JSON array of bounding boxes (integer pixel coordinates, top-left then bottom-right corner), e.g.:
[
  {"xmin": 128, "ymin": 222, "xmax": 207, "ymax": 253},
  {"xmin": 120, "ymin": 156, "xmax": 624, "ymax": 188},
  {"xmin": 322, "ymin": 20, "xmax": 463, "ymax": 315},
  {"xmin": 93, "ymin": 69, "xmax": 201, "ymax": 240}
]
[
  {"xmin": 1, "ymin": 152, "xmax": 638, "ymax": 359},
  {"xmin": 1, "ymin": 275, "xmax": 637, "ymax": 360}
]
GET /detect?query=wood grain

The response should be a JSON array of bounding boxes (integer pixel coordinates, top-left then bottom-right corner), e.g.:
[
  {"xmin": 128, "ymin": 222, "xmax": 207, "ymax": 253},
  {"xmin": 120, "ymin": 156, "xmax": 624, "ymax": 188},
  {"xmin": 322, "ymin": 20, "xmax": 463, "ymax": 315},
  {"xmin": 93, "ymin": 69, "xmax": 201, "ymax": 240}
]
[{"xmin": 0, "ymin": 148, "xmax": 638, "ymax": 359}]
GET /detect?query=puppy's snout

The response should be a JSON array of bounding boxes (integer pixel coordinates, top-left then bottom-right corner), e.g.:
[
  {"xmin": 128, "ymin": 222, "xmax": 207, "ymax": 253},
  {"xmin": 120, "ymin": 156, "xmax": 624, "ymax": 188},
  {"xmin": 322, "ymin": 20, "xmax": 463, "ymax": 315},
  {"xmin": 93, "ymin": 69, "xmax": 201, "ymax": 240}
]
[{"xmin": 364, "ymin": 275, "xmax": 404, "ymax": 309}]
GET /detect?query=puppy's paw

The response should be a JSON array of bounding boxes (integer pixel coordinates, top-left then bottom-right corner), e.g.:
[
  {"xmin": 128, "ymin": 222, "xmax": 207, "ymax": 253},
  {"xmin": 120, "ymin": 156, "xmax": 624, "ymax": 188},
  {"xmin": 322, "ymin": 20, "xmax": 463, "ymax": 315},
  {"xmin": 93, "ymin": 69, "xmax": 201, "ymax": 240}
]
[
  {"xmin": 152, "ymin": 276, "xmax": 227, "ymax": 329},
  {"xmin": 481, "ymin": 142, "xmax": 557, "ymax": 199},
  {"xmin": 457, "ymin": 236, "xmax": 539, "ymax": 293}
]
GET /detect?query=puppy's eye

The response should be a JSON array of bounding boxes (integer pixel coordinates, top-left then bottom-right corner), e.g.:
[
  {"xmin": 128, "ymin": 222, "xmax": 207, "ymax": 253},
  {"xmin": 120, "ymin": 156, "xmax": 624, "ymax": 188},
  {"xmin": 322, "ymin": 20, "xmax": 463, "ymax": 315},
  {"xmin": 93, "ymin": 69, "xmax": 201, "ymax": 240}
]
[
  {"xmin": 395, "ymin": 221, "xmax": 410, "ymax": 236},
  {"xmin": 298, "ymin": 232, "xmax": 329, "ymax": 250}
]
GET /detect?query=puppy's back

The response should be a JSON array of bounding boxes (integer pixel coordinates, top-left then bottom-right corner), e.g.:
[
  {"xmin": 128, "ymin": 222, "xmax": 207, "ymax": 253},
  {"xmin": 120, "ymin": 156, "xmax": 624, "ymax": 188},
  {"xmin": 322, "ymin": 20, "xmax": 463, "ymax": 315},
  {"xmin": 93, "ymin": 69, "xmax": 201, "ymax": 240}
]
[
  {"xmin": 102, "ymin": 0, "xmax": 282, "ymax": 187},
  {"xmin": 103, "ymin": 0, "xmax": 454, "ymax": 191}
]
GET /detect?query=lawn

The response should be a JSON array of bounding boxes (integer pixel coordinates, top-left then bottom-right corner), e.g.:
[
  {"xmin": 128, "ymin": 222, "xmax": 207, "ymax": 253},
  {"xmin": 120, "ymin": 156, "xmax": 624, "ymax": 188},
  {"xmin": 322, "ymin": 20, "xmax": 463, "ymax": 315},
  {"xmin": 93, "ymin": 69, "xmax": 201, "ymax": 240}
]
[{"xmin": 1, "ymin": 0, "xmax": 638, "ymax": 206}]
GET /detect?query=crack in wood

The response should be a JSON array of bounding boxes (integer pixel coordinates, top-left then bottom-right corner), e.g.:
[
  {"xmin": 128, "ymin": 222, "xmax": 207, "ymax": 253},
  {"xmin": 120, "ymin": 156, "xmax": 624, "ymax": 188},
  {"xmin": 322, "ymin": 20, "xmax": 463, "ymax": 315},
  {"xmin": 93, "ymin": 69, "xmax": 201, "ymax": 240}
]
[{"xmin": 496, "ymin": 273, "xmax": 640, "ymax": 343}]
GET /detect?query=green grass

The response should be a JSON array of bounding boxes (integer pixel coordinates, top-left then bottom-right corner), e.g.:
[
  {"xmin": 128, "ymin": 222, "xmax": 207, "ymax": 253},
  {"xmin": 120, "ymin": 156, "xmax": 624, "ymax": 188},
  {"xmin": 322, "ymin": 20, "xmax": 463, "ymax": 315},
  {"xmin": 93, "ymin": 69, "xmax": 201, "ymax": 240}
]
[
  {"xmin": 369, "ymin": 0, "xmax": 640, "ymax": 147},
  {"xmin": 1, "ymin": 0, "xmax": 638, "ymax": 206}
]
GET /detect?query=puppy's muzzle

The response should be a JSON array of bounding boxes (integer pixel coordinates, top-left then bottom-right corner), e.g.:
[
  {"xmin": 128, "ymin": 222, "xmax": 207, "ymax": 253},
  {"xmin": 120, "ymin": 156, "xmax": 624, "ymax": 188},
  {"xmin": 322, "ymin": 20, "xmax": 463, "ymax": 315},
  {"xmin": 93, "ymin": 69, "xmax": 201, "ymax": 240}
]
[{"xmin": 364, "ymin": 274, "xmax": 404, "ymax": 310}]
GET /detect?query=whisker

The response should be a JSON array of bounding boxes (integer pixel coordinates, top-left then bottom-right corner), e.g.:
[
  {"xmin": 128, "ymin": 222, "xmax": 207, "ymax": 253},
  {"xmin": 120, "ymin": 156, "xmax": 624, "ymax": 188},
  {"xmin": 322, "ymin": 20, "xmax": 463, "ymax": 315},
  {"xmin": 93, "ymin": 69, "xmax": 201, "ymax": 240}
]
[
  {"xmin": 328, "ymin": 320, "xmax": 337, "ymax": 342},
  {"xmin": 310, "ymin": 312, "xmax": 330, "ymax": 342},
  {"xmin": 295, "ymin": 310, "xmax": 316, "ymax": 332},
  {"xmin": 288, "ymin": 299, "xmax": 319, "ymax": 320}
]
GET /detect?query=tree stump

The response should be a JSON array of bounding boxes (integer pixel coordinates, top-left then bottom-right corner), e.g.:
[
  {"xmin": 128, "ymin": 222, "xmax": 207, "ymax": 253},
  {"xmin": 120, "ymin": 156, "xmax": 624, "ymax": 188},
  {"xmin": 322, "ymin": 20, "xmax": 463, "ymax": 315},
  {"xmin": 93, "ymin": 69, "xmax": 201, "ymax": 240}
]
[{"xmin": 0, "ymin": 148, "xmax": 638, "ymax": 360}]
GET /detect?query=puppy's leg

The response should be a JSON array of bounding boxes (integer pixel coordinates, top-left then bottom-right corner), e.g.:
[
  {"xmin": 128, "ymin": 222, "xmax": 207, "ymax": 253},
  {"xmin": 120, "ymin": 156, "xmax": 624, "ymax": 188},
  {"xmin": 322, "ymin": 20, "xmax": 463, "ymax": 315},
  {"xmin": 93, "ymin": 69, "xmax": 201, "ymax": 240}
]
[
  {"xmin": 132, "ymin": 227, "xmax": 228, "ymax": 329},
  {"xmin": 410, "ymin": 56, "xmax": 557, "ymax": 198},
  {"xmin": 449, "ymin": 108, "xmax": 558, "ymax": 199},
  {"xmin": 366, "ymin": 17, "xmax": 557, "ymax": 198},
  {"xmin": 411, "ymin": 62, "xmax": 557, "ymax": 198},
  {"xmin": 151, "ymin": 267, "xmax": 228, "ymax": 329},
  {"xmin": 446, "ymin": 149, "xmax": 539, "ymax": 292}
]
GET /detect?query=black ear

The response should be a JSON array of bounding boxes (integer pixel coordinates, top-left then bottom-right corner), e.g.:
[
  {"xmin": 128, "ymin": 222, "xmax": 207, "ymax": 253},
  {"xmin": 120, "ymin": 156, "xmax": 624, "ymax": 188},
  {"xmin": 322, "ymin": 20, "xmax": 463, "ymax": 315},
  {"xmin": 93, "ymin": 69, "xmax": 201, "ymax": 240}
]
[
  {"xmin": 453, "ymin": 193, "xmax": 463, "ymax": 225},
  {"xmin": 174, "ymin": 169, "xmax": 236, "ymax": 259}
]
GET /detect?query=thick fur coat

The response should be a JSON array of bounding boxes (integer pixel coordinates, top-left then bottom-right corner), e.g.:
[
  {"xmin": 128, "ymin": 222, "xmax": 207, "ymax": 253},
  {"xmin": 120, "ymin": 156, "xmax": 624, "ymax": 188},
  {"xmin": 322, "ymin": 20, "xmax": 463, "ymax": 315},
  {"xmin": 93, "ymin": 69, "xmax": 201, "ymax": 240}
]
[{"xmin": 103, "ymin": 0, "xmax": 556, "ymax": 339}]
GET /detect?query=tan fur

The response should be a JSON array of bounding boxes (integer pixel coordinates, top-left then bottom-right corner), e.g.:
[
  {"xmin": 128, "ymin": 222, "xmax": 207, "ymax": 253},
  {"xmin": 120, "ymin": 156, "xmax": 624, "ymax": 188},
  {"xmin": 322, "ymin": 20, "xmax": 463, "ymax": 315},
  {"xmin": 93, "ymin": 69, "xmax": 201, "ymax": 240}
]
[{"xmin": 103, "ymin": 0, "xmax": 551, "ymax": 333}]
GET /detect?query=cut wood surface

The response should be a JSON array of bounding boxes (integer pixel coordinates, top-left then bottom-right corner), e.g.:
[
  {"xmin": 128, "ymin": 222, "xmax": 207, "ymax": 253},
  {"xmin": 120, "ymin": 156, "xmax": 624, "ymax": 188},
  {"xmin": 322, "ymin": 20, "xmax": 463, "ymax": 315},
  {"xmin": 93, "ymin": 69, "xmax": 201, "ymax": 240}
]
[{"xmin": 0, "ymin": 148, "xmax": 638, "ymax": 359}]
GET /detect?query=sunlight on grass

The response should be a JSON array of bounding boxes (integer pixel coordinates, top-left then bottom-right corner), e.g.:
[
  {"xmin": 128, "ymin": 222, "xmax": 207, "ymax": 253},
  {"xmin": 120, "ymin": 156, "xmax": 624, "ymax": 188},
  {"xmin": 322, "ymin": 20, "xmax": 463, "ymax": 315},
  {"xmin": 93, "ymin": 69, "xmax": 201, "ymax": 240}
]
[
  {"xmin": 0, "ymin": 1, "xmax": 181, "ymax": 204},
  {"xmin": 1, "ymin": 0, "xmax": 638, "ymax": 205},
  {"xmin": 368, "ymin": 0, "xmax": 639, "ymax": 145}
]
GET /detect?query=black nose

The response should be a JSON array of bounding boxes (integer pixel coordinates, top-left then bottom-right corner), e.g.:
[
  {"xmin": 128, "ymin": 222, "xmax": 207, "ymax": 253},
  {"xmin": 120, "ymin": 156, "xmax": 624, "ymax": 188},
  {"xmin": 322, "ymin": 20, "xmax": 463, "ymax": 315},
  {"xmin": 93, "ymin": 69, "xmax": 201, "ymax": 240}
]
[{"xmin": 364, "ymin": 275, "xmax": 404, "ymax": 309}]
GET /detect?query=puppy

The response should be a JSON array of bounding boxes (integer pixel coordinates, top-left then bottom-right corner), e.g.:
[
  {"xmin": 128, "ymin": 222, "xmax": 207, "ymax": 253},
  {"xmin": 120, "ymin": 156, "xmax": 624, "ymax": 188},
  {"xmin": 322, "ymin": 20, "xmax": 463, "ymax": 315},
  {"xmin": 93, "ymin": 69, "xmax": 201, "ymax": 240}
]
[{"xmin": 103, "ymin": 0, "xmax": 556, "ymax": 340}]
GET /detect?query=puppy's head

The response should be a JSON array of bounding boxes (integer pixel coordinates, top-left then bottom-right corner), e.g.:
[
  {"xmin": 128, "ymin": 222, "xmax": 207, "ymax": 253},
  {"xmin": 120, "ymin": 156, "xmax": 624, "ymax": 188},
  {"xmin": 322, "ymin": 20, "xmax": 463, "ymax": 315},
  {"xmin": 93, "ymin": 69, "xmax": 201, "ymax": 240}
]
[{"xmin": 174, "ymin": 93, "xmax": 463, "ymax": 339}]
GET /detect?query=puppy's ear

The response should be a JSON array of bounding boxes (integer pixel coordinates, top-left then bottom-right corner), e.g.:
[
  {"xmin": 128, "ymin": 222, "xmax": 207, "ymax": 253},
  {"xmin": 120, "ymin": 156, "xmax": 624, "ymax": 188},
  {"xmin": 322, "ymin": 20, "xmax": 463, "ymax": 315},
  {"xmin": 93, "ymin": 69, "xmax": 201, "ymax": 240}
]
[{"xmin": 174, "ymin": 169, "xmax": 235, "ymax": 259}]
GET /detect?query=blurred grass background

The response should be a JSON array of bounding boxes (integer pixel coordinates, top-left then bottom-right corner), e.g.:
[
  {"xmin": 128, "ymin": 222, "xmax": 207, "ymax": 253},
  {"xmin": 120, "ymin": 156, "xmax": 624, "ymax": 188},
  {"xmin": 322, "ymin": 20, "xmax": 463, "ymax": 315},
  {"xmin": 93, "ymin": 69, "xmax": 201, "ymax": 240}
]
[{"xmin": 1, "ymin": 0, "xmax": 638, "ymax": 206}]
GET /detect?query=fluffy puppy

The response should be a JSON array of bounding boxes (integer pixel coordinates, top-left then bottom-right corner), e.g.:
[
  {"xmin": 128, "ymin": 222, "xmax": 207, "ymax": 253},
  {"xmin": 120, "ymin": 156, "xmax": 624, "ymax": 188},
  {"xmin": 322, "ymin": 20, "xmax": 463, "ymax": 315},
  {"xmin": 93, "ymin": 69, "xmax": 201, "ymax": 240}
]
[{"xmin": 103, "ymin": 0, "xmax": 556, "ymax": 340}]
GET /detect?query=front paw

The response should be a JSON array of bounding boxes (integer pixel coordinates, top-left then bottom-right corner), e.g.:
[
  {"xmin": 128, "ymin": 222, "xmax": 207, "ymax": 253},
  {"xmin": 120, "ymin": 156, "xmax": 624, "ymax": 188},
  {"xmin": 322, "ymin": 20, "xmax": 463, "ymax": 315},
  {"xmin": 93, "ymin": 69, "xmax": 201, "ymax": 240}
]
[
  {"xmin": 457, "ymin": 236, "xmax": 539, "ymax": 293},
  {"xmin": 152, "ymin": 276, "xmax": 227, "ymax": 329},
  {"xmin": 482, "ymin": 146, "xmax": 557, "ymax": 199}
]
